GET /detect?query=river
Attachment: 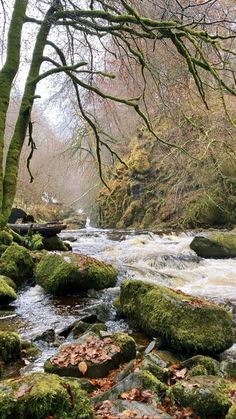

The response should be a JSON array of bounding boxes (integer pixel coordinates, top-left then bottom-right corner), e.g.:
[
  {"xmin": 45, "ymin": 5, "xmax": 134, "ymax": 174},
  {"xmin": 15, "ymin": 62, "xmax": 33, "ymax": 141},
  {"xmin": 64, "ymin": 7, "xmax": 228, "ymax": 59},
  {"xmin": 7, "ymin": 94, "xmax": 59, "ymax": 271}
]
[{"xmin": 1, "ymin": 226, "xmax": 236, "ymax": 372}]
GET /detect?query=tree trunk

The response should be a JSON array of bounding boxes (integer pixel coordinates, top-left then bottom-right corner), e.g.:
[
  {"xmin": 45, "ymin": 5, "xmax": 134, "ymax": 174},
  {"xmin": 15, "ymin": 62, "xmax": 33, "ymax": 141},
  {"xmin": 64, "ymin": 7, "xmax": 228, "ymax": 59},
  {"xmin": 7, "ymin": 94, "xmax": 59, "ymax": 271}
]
[
  {"xmin": 0, "ymin": 0, "xmax": 28, "ymax": 226},
  {"xmin": 2, "ymin": 1, "xmax": 59, "ymax": 226}
]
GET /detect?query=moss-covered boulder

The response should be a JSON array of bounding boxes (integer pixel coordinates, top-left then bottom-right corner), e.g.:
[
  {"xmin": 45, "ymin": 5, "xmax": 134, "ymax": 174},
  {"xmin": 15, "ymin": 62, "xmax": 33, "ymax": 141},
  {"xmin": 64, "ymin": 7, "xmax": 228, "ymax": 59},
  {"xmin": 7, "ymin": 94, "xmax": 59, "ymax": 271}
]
[
  {"xmin": 190, "ymin": 232, "xmax": 236, "ymax": 258},
  {"xmin": 0, "ymin": 332, "xmax": 21, "ymax": 364},
  {"xmin": 36, "ymin": 252, "xmax": 116, "ymax": 295},
  {"xmin": 42, "ymin": 235, "xmax": 69, "ymax": 251},
  {"xmin": 141, "ymin": 353, "xmax": 170, "ymax": 382},
  {"xmin": 181, "ymin": 355, "xmax": 220, "ymax": 376},
  {"xmin": 119, "ymin": 280, "xmax": 233, "ymax": 354},
  {"xmin": 0, "ymin": 276, "xmax": 17, "ymax": 305},
  {"xmin": 0, "ymin": 230, "xmax": 13, "ymax": 255},
  {"xmin": 172, "ymin": 376, "xmax": 236, "ymax": 418},
  {"xmin": 0, "ymin": 372, "xmax": 93, "ymax": 419},
  {"xmin": 0, "ymin": 244, "xmax": 34, "ymax": 286},
  {"xmin": 45, "ymin": 332, "xmax": 136, "ymax": 378}
]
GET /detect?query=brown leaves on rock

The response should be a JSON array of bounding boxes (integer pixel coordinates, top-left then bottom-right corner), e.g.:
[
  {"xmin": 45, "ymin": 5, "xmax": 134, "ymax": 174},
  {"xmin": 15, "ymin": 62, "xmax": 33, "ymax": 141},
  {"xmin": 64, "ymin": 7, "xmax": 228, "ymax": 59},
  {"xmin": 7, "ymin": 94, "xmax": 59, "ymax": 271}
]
[
  {"xmin": 74, "ymin": 254, "xmax": 104, "ymax": 270},
  {"xmin": 14, "ymin": 384, "xmax": 32, "ymax": 399},
  {"xmin": 168, "ymin": 364, "xmax": 188, "ymax": 385},
  {"xmin": 51, "ymin": 336, "xmax": 121, "ymax": 369},
  {"xmin": 120, "ymin": 388, "xmax": 157, "ymax": 405}
]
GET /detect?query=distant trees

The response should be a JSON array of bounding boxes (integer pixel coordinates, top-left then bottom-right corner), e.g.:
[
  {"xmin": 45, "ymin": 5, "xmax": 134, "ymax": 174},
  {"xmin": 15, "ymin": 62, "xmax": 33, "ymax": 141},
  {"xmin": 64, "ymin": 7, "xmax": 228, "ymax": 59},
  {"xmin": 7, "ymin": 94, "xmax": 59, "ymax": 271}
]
[{"xmin": 0, "ymin": 0, "xmax": 235, "ymax": 227}]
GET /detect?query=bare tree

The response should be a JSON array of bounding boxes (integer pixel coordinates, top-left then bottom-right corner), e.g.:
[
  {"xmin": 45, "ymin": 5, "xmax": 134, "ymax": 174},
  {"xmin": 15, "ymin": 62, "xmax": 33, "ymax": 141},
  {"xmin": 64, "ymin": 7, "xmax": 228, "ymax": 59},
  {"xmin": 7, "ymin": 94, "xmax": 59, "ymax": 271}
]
[{"xmin": 0, "ymin": 0, "xmax": 235, "ymax": 228}]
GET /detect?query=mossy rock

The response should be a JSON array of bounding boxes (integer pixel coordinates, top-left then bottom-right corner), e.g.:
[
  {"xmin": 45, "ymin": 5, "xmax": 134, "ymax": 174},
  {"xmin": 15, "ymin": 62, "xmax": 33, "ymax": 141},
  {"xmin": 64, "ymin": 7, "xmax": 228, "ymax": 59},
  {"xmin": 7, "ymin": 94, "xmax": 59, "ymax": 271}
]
[
  {"xmin": 141, "ymin": 353, "xmax": 170, "ymax": 382},
  {"xmin": 0, "ymin": 332, "xmax": 21, "ymax": 364},
  {"xmin": 92, "ymin": 370, "xmax": 167, "ymax": 406},
  {"xmin": 119, "ymin": 280, "xmax": 233, "ymax": 355},
  {"xmin": 24, "ymin": 234, "xmax": 44, "ymax": 251},
  {"xmin": 190, "ymin": 232, "xmax": 236, "ymax": 258},
  {"xmin": 181, "ymin": 355, "xmax": 220, "ymax": 375},
  {"xmin": 0, "ymin": 277, "xmax": 17, "ymax": 305},
  {"xmin": 20, "ymin": 340, "xmax": 41, "ymax": 360},
  {"xmin": 36, "ymin": 253, "xmax": 116, "ymax": 295},
  {"xmin": 172, "ymin": 376, "xmax": 236, "ymax": 418},
  {"xmin": 42, "ymin": 235, "xmax": 68, "ymax": 251},
  {"xmin": 0, "ymin": 231, "xmax": 13, "ymax": 246},
  {"xmin": 45, "ymin": 332, "xmax": 136, "ymax": 378},
  {"xmin": 0, "ymin": 244, "xmax": 34, "ymax": 287},
  {"xmin": 0, "ymin": 372, "xmax": 93, "ymax": 419},
  {"xmin": 226, "ymin": 404, "xmax": 236, "ymax": 419}
]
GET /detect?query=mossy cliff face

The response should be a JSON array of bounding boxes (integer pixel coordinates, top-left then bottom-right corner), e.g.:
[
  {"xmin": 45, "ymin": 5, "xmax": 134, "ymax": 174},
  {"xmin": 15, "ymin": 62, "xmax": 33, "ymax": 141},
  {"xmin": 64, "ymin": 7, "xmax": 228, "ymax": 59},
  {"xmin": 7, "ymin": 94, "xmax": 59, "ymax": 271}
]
[
  {"xmin": 97, "ymin": 121, "xmax": 236, "ymax": 229},
  {"xmin": 119, "ymin": 280, "xmax": 233, "ymax": 355},
  {"xmin": 0, "ymin": 372, "xmax": 93, "ymax": 419},
  {"xmin": 190, "ymin": 231, "xmax": 236, "ymax": 258},
  {"xmin": 0, "ymin": 243, "xmax": 34, "ymax": 287},
  {"xmin": 36, "ymin": 252, "xmax": 116, "ymax": 295},
  {"xmin": 172, "ymin": 376, "xmax": 236, "ymax": 418}
]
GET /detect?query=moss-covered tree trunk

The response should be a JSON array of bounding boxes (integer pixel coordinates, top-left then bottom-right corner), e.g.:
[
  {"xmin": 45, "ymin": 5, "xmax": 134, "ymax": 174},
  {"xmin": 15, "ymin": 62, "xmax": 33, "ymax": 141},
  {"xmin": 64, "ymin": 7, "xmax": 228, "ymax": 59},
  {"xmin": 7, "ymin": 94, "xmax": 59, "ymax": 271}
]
[
  {"xmin": 0, "ymin": 0, "xmax": 28, "ymax": 226},
  {"xmin": 1, "ymin": 1, "xmax": 59, "ymax": 226}
]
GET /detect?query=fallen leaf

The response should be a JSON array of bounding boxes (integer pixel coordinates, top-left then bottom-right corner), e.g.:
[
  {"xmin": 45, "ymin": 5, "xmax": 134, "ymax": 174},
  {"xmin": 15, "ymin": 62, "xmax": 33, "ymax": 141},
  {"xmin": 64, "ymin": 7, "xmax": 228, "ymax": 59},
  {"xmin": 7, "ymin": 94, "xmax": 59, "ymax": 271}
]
[
  {"xmin": 14, "ymin": 384, "xmax": 32, "ymax": 399},
  {"xmin": 78, "ymin": 361, "xmax": 88, "ymax": 375},
  {"xmin": 175, "ymin": 368, "xmax": 188, "ymax": 379}
]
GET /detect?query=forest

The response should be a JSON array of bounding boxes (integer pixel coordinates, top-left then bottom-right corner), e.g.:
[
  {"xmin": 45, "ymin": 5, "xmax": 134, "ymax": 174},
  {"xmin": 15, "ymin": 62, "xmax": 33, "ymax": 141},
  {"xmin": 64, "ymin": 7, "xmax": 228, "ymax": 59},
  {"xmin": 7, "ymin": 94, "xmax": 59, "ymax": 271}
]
[{"xmin": 0, "ymin": 1, "xmax": 236, "ymax": 418}]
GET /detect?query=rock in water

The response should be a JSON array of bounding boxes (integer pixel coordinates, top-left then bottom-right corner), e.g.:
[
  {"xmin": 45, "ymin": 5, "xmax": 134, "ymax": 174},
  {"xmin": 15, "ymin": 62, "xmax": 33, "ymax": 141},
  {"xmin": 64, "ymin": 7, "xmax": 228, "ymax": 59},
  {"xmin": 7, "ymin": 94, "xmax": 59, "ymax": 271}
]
[
  {"xmin": 44, "ymin": 332, "xmax": 136, "ymax": 378},
  {"xmin": 36, "ymin": 252, "xmax": 116, "ymax": 295},
  {"xmin": 190, "ymin": 232, "xmax": 236, "ymax": 258},
  {"xmin": 119, "ymin": 280, "xmax": 233, "ymax": 355},
  {"xmin": 0, "ymin": 244, "xmax": 34, "ymax": 287}
]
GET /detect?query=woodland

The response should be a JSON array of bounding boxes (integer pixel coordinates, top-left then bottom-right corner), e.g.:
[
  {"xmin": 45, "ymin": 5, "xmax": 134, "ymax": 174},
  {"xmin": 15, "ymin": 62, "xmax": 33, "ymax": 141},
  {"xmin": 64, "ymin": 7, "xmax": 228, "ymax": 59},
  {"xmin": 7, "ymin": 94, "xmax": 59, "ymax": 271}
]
[{"xmin": 0, "ymin": 1, "xmax": 236, "ymax": 418}]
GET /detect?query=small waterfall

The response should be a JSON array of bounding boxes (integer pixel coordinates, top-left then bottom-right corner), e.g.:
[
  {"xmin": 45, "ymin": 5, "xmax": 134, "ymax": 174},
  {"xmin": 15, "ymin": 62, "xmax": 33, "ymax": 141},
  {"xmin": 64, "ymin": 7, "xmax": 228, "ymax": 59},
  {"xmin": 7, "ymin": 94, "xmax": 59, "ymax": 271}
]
[{"xmin": 85, "ymin": 217, "xmax": 91, "ymax": 229}]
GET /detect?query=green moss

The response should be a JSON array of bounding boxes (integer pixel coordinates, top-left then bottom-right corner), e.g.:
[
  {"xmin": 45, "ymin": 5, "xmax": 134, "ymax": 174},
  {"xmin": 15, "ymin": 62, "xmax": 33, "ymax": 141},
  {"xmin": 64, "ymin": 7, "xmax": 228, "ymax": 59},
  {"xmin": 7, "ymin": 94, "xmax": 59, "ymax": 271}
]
[
  {"xmin": 42, "ymin": 235, "xmax": 68, "ymax": 251},
  {"xmin": 226, "ymin": 404, "xmax": 236, "ymax": 419},
  {"xmin": 0, "ymin": 277, "xmax": 17, "ymax": 304},
  {"xmin": 25, "ymin": 234, "xmax": 44, "ymax": 251},
  {"xmin": 1, "ymin": 275, "xmax": 17, "ymax": 290},
  {"xmin": 36, "ymin": 253, "xmax": 117, "ymax": 295},
  {"xmin": 0, "ymin": 372, "xmax": 93, "ymax": 418},
  {"xmin": 128, "ymin": 147, "xmax": 150, "ymax": 175},
  {"xmin": 120, "ymin": 280, "xmax": 233, "ymax": 355},
  {"xmin": 0, "ymin": 331, "xmax": 21, "ymax": 364},
  {"xmin": 181, "ymin": 355, "xmax": 220, "ymax": 375},
  {"xmin": 172, "ymin": 376, "xmax": 236, "ymax": 418},
  {"xmin": 189, "ymin": 365, "xmax": 208, "ymax": 376},
  {"xmin": 0, "ymin": 243, "xmax": 34, "ymax": 286},
  {"xmin": 0, "ymin": 231, "xmax": 13, "ymax": 246}
]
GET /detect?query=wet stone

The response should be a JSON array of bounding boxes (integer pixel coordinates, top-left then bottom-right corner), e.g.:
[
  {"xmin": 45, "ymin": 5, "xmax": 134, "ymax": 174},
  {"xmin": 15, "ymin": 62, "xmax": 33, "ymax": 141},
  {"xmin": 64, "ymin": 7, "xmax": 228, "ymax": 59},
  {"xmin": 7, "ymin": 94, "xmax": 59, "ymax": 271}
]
[{"xmin": 111, "ymin": 400, "xmax": 171, "ymax": 418}]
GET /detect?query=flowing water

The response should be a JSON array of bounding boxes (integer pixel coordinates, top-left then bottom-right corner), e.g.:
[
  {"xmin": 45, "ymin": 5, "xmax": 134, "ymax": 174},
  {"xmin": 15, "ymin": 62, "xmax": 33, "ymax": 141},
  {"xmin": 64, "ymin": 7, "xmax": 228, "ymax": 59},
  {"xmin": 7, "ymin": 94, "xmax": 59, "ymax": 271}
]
[{"xmin": 1, "ymin": 226, "xmax": 236, "ymax": 372}]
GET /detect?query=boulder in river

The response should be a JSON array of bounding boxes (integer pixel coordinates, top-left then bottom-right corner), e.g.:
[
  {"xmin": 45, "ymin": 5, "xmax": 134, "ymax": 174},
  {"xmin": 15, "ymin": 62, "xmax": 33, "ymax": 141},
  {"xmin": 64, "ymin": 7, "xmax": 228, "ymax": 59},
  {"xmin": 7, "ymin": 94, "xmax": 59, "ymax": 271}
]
[
  {"xmin": 36, "ymin": 252, "xmax": 116, "ymax": 295},
  {"xmin": 190, "ymin": 231, "xmax": 236, "ymax": 258},
  {"xmin": 172, "ymin": 375, "xmax": 236, "ymax": 418},
  {"xmin": 0, "ymin": 276, "xmax": 17, "ymax": 305},
  {"xmin": 0, "ymin": 243, "xmax": 34, "ymax": 287},
  {"xmin": 42, "ymin": 235, "xmax": 69, "ymax": 251},
  {"xmin": 119, "ymin": 280, "xmax": 234, "ymax": 355},
  {"xmin": 0, "ymin": 372, "xmax": 93, "ymax": 418},
  {"xmin": 44, "ymin": 332, "xmax": 136, "ymax": 379}
]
